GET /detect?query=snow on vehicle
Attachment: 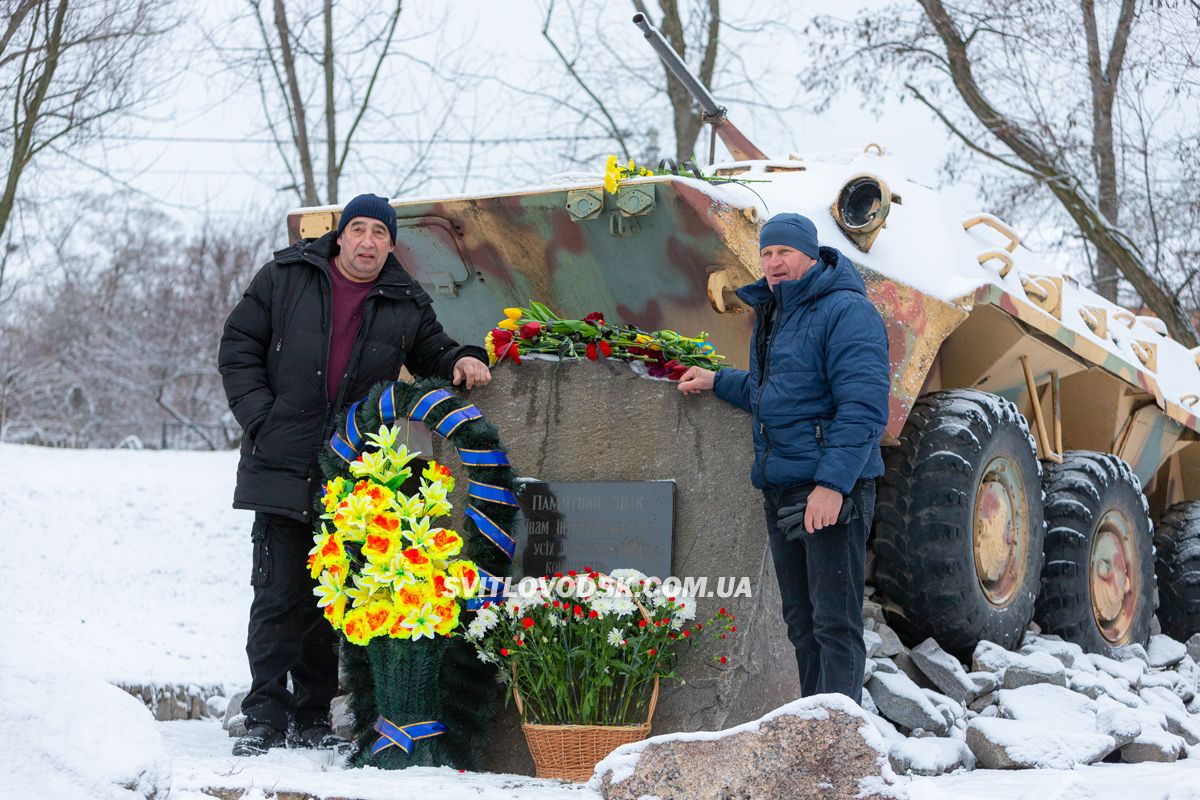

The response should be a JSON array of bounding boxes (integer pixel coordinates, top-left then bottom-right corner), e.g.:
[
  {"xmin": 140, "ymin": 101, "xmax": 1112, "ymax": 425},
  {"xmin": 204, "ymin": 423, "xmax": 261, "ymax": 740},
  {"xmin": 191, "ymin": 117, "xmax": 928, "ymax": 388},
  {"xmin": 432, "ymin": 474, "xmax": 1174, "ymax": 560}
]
[{"xmin": 284, "ymin": 15, "xmax": 1200, "ymax": 658}]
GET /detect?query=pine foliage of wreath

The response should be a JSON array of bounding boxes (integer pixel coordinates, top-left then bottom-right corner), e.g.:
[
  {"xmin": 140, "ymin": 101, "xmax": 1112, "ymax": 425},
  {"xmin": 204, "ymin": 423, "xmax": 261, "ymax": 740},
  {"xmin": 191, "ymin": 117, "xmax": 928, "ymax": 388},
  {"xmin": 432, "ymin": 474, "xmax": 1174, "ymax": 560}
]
[{"xmin": 317, "ymin": 377, "xmax": 516, "ymax": 770}]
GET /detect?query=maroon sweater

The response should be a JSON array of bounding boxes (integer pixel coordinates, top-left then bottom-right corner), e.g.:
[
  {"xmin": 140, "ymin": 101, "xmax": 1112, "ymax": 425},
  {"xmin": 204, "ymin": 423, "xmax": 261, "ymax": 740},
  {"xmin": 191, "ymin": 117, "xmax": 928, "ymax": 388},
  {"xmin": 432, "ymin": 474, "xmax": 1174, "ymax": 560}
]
[{"xmin": 327, "ymin": 259, "xmax": 377, "ymax": 401}]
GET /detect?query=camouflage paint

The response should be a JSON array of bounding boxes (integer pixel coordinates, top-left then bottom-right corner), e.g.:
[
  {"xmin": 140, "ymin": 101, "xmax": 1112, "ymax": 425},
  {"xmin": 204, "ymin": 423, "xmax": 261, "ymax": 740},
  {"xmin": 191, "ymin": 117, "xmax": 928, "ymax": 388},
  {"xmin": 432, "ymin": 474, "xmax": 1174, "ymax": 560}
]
[
  {"xmin": 857, "ymin": 266, "xmax": 971, "ymax": 440},
  {"xmin": 286, "ymin": 181, "xmax": 1193, "ymax": 494}
]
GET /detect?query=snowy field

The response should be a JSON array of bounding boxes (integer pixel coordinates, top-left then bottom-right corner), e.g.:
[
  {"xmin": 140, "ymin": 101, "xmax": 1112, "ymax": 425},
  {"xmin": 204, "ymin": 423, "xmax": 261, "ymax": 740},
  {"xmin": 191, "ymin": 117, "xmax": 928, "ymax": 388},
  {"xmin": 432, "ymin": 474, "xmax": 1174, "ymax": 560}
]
[{"xmin": 2, "ymin": 441, "xmax": 1199, "ymax": 799}]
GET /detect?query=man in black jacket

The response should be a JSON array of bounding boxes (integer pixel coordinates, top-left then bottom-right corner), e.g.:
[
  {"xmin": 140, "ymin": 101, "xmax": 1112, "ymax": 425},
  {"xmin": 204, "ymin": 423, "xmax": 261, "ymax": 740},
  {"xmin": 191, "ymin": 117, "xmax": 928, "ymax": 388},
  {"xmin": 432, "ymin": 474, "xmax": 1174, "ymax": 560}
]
[{"xmin": 219, "ymin": 193, "xmax": 489, "ymax": 756}]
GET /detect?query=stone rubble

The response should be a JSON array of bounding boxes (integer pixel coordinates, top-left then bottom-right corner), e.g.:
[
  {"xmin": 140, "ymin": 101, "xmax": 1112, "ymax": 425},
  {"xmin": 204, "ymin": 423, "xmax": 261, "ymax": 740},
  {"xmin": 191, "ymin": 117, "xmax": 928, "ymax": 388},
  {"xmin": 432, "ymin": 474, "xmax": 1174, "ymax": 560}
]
[{"xmin": 850, "ymin": 606, "xmax": 1200, "ymax": 777}]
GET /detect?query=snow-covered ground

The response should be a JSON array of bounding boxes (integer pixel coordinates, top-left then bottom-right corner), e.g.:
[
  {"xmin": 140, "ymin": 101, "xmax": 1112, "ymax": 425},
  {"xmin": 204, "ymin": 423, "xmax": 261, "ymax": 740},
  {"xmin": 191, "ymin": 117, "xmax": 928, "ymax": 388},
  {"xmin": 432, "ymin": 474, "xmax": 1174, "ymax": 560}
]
[{"xmin": 1, "ymin": 441, "xmax": 1197, "ymax": 799}]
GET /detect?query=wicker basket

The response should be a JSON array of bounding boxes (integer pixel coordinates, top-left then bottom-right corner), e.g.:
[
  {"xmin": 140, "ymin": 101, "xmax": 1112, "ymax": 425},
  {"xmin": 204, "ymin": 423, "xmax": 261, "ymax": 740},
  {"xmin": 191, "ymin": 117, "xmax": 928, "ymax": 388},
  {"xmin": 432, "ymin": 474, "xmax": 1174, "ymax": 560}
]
[{"xmin": 514, "ymin": 677, "xmax": 660, "ymax": 782}]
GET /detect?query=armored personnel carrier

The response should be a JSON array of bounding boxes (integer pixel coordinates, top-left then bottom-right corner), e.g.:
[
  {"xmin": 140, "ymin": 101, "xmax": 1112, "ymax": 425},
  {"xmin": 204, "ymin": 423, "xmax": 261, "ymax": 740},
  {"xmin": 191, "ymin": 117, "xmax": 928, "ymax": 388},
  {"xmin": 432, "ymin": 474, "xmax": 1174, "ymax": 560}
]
[{"xmin": 286, "ymin": 16, "xmax": 1199, "ymax": 658}]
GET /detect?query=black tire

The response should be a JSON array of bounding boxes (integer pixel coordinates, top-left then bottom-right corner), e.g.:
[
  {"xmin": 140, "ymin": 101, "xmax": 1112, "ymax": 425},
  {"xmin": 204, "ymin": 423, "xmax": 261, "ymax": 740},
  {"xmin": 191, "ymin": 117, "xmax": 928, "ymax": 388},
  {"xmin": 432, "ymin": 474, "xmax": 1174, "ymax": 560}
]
[
  {"xmin": 1035, "ymin": 452, "xmax": 1156, "ymax": 655},
  {"xmin": 1155, "ymin": 501, "xmax": 1200, "ymax": 641},
  {"xmin": 874, "ymin": 389, "xmax": 1045, "ymax": 658}
]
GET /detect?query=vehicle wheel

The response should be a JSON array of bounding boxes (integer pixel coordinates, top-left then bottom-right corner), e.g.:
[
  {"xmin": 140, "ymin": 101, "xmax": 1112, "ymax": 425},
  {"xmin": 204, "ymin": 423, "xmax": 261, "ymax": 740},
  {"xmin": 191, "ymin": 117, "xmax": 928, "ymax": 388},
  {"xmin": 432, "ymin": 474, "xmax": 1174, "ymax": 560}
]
[
  {"xmin": 1155, "ymin": 501, "xmax": 1200, "ymax": 641},
  {"xmin": 1035, "ymin": 452, "xmax": 1156, "ymax": 654},
  {"xmin": 874, "ymin": 389, "xmax": 1045, "ymax": 658}
]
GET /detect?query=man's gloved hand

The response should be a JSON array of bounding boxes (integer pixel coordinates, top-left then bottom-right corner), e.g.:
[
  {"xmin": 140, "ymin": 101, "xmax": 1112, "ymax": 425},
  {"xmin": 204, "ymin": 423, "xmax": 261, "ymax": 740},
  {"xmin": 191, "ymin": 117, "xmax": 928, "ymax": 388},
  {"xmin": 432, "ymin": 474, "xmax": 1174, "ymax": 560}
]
[{"xmin": 778, "ymin": 485, "xmax": 853, "ymax": 539}]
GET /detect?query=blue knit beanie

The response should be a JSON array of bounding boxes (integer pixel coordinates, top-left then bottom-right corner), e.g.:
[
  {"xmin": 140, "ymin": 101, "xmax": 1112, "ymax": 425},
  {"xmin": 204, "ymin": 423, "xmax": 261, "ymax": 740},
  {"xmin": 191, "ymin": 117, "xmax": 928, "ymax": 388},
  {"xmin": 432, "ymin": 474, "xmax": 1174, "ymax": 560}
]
[
  {"xmin": 337, "ymin": 193, "xmax": 397, "ymax": 243},
  {"xmin": 759, "ymin": 212, "xmax": 819, "ymax": 259}
]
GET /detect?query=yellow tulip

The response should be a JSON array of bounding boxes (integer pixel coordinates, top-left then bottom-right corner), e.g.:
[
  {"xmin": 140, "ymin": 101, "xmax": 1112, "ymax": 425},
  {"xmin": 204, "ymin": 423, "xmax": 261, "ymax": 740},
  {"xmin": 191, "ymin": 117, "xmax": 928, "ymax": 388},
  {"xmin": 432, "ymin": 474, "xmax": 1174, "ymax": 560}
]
[
  {"xmin": 497, "ymin": 318, "xmax": 519, "ymax": 331},
  {"xmin": 503, "ymin": 307, "xmax": 523, "ymax": 320}
]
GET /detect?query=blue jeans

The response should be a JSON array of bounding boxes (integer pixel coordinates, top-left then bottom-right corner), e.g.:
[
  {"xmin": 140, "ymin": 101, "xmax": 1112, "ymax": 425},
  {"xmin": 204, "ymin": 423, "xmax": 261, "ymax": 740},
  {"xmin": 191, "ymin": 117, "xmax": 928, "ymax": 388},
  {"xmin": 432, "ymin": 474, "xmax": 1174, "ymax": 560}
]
[{"xmin": 762, "ymin": 478, "xmax": 875, "ymax": 704}]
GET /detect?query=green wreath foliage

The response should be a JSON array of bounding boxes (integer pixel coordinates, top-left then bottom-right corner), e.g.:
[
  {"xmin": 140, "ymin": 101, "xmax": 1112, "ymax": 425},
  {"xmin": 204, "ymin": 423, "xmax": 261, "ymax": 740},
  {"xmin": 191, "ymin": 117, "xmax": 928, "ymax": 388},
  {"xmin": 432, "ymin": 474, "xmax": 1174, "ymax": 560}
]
[{"xmin": 317, "ymin": 377, "xmax": 516, "ymax": 770}]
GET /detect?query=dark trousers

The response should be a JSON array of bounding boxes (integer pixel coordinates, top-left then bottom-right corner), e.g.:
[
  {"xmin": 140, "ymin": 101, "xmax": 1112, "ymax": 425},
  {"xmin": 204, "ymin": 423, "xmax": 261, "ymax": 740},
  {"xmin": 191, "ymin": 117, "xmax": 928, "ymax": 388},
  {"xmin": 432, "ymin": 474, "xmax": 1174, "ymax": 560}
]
[
  {"xmin": 762, "ymin": 479, "xmax": 875, "ymax": 705},
  {"xmin": 243, "ymin": 512, "xmax": 338, "ymax": 732}
]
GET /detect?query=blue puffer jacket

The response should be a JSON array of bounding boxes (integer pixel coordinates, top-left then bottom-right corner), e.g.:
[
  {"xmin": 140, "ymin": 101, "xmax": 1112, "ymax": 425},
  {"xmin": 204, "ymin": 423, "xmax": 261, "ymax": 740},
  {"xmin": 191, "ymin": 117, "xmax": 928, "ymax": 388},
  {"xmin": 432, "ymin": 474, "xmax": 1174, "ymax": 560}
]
[{"xmin": 713, "ymin": 246, "xmax": 890, "ymax": 494}]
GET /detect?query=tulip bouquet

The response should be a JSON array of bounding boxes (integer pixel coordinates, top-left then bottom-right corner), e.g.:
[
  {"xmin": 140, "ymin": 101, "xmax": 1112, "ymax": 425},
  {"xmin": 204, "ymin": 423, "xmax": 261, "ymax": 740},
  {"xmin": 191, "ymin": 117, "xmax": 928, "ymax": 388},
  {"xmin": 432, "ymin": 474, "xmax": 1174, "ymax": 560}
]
[
  {"xmin": 484, "ymin": 302, "xmax": 726, "ymax": 380},
  {"xmin": 466, "ymin": 569, "xmax": 736, "ymax": 726}
]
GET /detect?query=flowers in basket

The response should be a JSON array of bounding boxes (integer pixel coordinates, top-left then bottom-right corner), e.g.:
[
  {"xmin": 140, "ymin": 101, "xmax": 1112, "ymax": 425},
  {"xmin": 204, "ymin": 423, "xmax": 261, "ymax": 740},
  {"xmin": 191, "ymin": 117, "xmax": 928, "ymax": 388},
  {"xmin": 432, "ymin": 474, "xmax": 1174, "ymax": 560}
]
[
  {"xmin": 485, "ymin": 302, "xmax": 725, "ymax": 380},
  {"xmin": 465, "ymin": 568, "xmax": 736, "ymax": 726},
  {"xmin": 309, "ymin": 423, "xmax": 480, "ymax": 644}
]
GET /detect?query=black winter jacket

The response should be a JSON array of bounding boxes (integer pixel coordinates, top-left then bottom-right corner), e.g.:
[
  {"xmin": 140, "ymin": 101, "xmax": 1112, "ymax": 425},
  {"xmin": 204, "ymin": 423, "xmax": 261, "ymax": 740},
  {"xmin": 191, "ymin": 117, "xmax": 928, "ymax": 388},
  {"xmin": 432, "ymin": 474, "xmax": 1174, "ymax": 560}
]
[{"xmin": 218, "ymin": 231, "xmax": 485, "ymax": 524}]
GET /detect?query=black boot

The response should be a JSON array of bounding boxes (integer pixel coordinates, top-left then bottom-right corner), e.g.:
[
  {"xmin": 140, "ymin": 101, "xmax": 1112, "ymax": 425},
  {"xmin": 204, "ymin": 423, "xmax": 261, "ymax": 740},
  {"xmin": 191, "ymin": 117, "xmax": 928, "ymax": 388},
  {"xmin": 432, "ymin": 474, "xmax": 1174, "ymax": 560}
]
[
  {"xmin": 289, "ymin": 721, "xmax": 350, "ymax": 751},
  {"xmin": 232, "ymin": 722, "xmax": 285, "ymax": 756}
]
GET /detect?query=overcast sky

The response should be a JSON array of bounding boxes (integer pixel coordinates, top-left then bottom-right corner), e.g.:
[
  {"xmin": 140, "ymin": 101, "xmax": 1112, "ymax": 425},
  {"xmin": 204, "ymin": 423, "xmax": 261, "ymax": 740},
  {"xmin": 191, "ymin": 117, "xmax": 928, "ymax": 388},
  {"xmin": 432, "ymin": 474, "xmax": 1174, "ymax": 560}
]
[{"xmin": 42, "ymin": 1, "xmax": 975, "ymax": 238}]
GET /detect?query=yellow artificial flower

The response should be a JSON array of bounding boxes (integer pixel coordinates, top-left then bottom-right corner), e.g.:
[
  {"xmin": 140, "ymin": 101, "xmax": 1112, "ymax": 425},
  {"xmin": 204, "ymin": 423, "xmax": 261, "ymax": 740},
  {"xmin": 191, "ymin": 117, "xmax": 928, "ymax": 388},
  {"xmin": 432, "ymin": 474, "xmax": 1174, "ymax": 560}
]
[
  {"xmin": 360, "ymin": 599, "xmax": 396, "ymax": 638},
  {"xmin": 342, "ymin": 607, "xmax": 377, "ymax": 646},
  {"xmin": 362, "ymin": 529, "xmax": 400, "ymax": 565},
  {"xmin": 307, "ymin": 526, "xmax": 346, "ymax": 579},
  {"xmin": 391, "ymin": 492, "xmax": 424, "ymax": 520},
  {"xmin": 404, "ymin": 515, "xmax": 436, "ymax": 549},
  {"xmin": 314, "ymin": 569, "xmax": 349, "ymax": 627},
  {"xmin": 420, "ymin": 480, "xmax": 451, "ymax": 518},
  {"xmin": 347, "ymin": 571, "xmax": 386, "ymax": 606},
  {"xmin": 422, "ymin": 460, "xmax": 455, "ymax": 492},
  {"xmin": 399, "ymin": 602, "xmax": 443, "ymax": 640},
  {"xmin": 394, "ymin": 583, "xmax": 433, "ymax": 615},
  {"xmin": 427, "ymin": 527, "xmax": 463, "ymax": 560},
  {"xmin": 448, "ymin": 560, "xmax": 481, "ymax": 599},
  {"xmin": 433, "ymin": 600, "xmax": 460, "ymax": 636}
]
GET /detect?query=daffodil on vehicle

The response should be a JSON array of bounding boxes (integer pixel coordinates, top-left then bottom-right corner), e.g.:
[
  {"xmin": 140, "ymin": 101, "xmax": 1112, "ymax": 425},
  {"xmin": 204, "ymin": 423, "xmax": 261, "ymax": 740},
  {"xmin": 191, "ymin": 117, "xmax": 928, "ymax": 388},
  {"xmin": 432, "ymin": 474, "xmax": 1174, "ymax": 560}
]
[{"xmin": 311, "ymin": 422, "xmax": 480, "ymax": 645}]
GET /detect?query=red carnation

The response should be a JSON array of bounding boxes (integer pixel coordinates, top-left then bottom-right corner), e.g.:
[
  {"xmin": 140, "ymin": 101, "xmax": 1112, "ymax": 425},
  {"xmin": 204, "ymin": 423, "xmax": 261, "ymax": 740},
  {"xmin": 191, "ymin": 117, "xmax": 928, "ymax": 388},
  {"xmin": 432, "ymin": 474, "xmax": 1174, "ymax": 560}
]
[
  {"xmin": 522, "ymin": 616, "xmax": 534, "ymax": 629},
  {"xmin": 598, "ymin": 340, "xmax": 612, "ymax": 357},
  {"xmin": 518, "ymin": 321, "xmax": 542, "ymax": 339},
  {"xmin": 719, "ymin": 656, "xmax": 727, "ymax": 665},
  {"xmin": 573, "ymin": 605, "xmax": 583, "ymax": 616},
  {"xmin": 586, "ymin": 343, "xmax": 598, "ymax": 361},
  {"xmin": 638, "ymin": 619, "xmax": 648, "ymax": 628},
  {"xmin": 584, "ymin": 311, "xmax": 605, "ymax": 325},
  {"xmin": 500, "ymin": 648, "xmax": 510, "ymax": 657},
  {"xmin": 588, "ymin": 609, "xmax": 599, "ymax": 619},
  {"xmin": 648, "ymin": 648, "xmax": 656, "ymax": 656}
]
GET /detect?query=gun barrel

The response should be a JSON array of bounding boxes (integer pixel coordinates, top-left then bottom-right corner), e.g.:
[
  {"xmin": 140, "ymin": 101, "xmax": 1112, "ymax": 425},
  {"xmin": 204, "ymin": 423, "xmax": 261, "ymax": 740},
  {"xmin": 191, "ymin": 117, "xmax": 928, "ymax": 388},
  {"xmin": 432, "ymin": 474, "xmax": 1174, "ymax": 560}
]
[{"xmin": 632, "ymin": 13, "xmax": 723, "ymax": 119}]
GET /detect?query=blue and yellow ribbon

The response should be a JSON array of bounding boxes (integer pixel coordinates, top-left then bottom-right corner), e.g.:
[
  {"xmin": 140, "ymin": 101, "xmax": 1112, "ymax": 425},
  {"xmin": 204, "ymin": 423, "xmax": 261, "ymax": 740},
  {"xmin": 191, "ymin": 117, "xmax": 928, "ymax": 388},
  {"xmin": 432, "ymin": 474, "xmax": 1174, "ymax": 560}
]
[
  {"xmin": 434, "ymin": 405, "xmax": 482, "ymax": 438},
  {"xmin": 409, "ymin": 389, "xmax": 454, "ymax": 423},
  {"xmin": 371, "ymin": 717, "xmax": 446, "ymax": 757},
  {"xmin": 330, "ymin": 432, "xmax": 359, "ymax": 465},
  {"xmin": 465, "ymin": 504, "xmax": 516, "ymax": 560},
  {"xmin": 457, "ymin": 447, "xmax": 510, "ymax": 467},
  {"xmin": 378, "ymin": 382, "xmax": 400, "ymax": 425},
  {"xmin": 468, "ymin": 479, "xmax": 518, "ymax": 507}
]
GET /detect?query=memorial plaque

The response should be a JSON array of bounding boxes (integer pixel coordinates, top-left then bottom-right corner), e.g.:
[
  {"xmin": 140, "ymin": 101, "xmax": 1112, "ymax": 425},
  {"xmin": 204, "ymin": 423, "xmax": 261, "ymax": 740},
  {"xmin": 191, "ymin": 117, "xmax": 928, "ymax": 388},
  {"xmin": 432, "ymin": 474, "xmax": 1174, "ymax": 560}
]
[{"xmin": 511, "ymin": 480, "xmax": 674, "ymax": 579}]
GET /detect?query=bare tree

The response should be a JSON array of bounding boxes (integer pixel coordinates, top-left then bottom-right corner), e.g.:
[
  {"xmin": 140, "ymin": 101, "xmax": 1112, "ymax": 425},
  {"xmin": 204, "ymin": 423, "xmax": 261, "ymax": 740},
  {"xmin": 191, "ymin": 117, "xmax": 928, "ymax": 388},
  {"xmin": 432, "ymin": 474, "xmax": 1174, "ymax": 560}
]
[
  {"xmin": 213, "ymin": 1, "xmax": 405, "ymax": 206},
  {"xmin": 533, "ymin": 1, "xmax": 792, "ymax": 167},
  {"xmin": 0, "ymin": 202, "xmax": 269, "ymax": 448},
  {"xmin": 0, "ymin": 0, "xmax": 176, "ymax": 259},
  {"xmin": 805, "ymin": 1, "xmax": 1200, "ymax": 346}
]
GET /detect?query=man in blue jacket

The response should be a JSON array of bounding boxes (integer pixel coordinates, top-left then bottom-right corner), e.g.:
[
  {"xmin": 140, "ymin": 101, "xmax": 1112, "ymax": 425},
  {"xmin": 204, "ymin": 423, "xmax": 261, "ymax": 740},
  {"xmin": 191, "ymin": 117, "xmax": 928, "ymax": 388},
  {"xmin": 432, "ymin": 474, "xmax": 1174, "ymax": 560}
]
[{"xmin": 677, "ymin": 212, "xmax": 890, "ymax": 703}]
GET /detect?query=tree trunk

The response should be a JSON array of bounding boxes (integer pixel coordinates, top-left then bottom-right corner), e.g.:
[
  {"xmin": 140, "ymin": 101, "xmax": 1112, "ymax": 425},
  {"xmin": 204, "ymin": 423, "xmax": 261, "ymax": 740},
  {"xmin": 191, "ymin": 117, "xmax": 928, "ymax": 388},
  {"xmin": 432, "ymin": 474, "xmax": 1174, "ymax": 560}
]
[
  {"xmin": 1081, "ymin": 0, "xmax": 1136, "ymax": 303},
  {"xmin": 273, "ymin": 0, "xmax": 319, "ymax": 206},
  {"xmin": 918, "ymin": 0, "xmax": 1199, "ymax": 347}
]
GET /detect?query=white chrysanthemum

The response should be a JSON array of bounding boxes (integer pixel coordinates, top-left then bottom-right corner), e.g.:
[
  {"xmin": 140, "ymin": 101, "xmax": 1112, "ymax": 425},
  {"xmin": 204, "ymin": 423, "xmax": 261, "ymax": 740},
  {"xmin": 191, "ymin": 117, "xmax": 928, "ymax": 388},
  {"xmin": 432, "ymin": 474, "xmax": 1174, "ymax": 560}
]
[
  {"xmin": 467, "ymin": 607, "xmax": 500, "ymax": 639},
  {"xmin": 673, "ymin": 595, "xmax": 697, "ymax": 622},
  {"xmin": 607, "ymin": 627, "xmax": 624, "ymax": 647},
  {"xmin": 608, "ymin": 568, "xmax": 647, "ymax": 587},
  {"xmin": 591, "ymin": 595, "xmax": 638, "ymax": 618},
  {"xmin": 475, "ymin": 649, "xmax": 498, "ymax": 665}
]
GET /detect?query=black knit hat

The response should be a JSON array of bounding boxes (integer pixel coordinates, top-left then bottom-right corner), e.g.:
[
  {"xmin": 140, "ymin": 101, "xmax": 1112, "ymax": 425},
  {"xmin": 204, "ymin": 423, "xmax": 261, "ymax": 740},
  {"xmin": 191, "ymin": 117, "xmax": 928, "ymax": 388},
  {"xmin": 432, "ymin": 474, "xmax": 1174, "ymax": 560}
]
[{"xmin": 336, "ymin": 193, "xmax": 397, "ymax": 243}]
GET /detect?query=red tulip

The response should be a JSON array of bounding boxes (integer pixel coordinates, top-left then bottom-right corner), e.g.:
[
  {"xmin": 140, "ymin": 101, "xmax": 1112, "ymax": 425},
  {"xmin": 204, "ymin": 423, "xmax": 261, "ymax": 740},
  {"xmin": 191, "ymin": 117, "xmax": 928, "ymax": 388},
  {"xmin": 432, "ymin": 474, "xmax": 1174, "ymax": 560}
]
[{"xmin": 519, "ymin": 321, "xmax": 542, "ymax": 339}]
